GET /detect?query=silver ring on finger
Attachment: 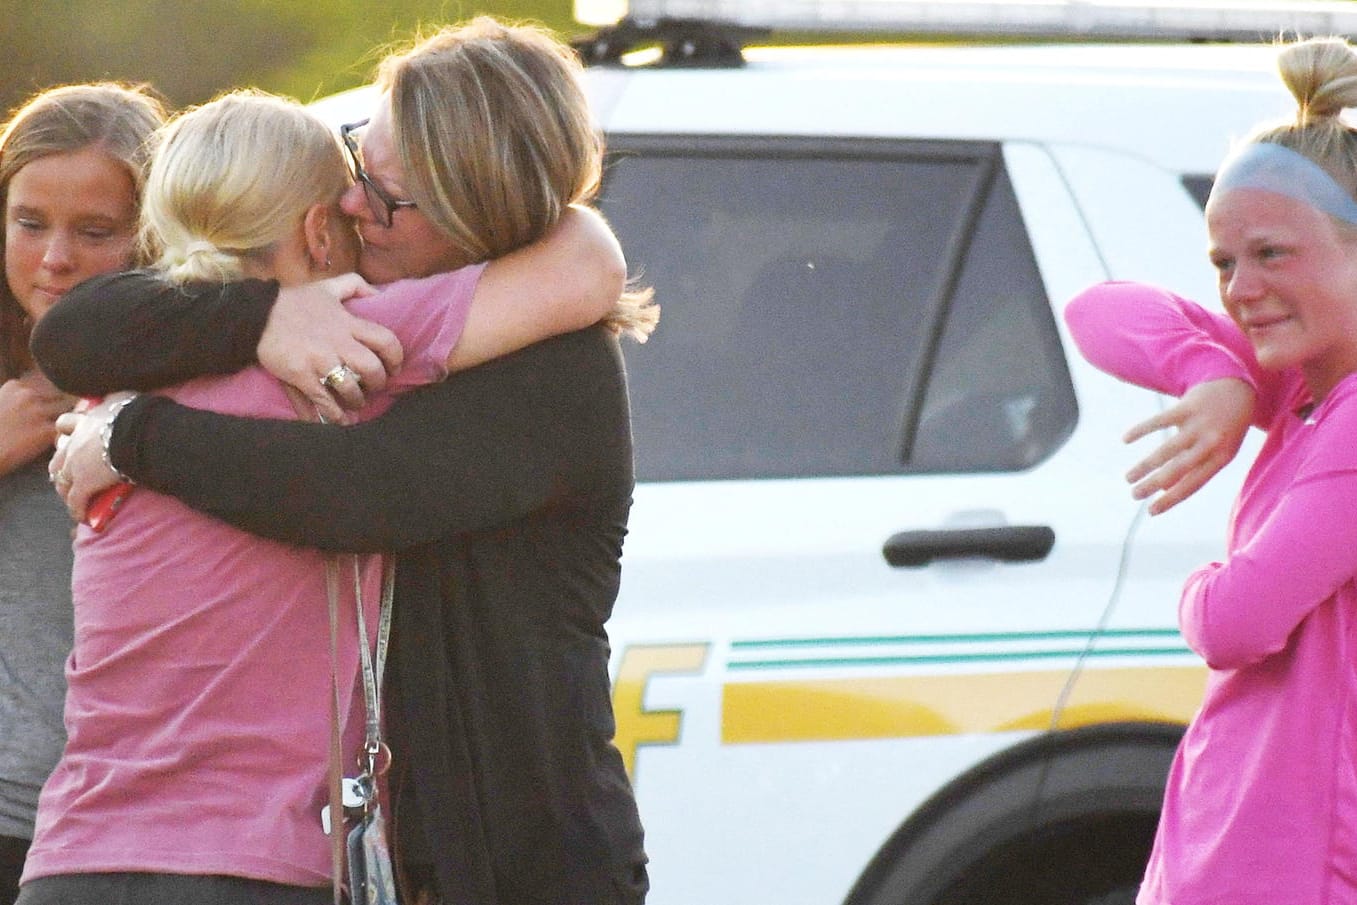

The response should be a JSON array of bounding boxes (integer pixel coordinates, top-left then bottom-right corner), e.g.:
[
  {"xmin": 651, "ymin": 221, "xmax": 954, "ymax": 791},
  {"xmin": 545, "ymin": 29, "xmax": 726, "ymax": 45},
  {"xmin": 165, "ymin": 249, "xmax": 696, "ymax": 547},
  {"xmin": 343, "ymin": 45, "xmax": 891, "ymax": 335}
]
[
  {"xmin": 321, "ymin": 363, "xmax": 361, "ymax": 392},
  {"xmin": 321, "ymin": 363, "xmax": 348, "ymax": 390}
]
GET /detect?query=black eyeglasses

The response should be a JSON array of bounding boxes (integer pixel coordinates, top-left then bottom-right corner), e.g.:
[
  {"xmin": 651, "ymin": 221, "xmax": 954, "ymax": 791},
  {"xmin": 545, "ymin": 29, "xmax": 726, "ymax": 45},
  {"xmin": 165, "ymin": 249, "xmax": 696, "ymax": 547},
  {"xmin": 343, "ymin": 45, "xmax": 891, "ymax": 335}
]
[{"xmin": 340, "ymin": 119, "xmax": 418, "ymax": 228}]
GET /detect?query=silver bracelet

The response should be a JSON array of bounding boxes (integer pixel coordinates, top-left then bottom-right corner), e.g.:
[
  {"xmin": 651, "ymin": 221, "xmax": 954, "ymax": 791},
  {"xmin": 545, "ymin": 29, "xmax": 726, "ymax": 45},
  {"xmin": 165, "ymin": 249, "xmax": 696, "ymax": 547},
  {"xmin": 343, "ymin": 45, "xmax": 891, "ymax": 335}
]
[{"xmin": 100, "ymin": 395, "xmax": 139, "ymax": 485}]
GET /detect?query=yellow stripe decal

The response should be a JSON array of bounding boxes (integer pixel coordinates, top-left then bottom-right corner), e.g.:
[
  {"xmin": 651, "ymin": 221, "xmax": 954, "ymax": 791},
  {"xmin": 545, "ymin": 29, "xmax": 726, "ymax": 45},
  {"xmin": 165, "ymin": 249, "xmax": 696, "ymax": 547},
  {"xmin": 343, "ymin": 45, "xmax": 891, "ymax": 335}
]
[{"xmin": 721, "ymin": 666, "xmax": 1207, "ymax": 743}]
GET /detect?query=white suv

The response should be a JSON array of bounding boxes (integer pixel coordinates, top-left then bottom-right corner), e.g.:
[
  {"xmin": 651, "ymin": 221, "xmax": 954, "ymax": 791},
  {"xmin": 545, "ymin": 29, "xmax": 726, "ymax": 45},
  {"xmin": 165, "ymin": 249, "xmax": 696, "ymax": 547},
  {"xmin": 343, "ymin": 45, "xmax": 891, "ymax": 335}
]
[{"xmin": 317, "ymin": 4, "xmax": 1353, "ymax": 904}]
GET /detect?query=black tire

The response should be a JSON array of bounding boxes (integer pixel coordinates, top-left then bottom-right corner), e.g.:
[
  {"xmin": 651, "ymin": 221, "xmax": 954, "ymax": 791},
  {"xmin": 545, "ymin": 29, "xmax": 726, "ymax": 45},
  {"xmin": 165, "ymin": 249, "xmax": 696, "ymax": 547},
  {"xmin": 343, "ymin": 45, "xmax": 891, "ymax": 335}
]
[{"xmin": 844, "ymin": 722, "xmax": 1183, "ymax": 905}]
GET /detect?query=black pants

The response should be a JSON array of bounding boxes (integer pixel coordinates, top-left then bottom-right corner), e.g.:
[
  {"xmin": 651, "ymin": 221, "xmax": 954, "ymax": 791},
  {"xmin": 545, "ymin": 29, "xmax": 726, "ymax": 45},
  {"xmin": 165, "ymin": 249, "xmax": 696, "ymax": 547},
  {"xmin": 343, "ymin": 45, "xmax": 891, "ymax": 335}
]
[
  {"xmin": 0, "ymin": 836, "xmax": 28, "ymax": 905},
  {"xmin": 15, "ymin": 873, "xmax": 331, "ymax": 905}
]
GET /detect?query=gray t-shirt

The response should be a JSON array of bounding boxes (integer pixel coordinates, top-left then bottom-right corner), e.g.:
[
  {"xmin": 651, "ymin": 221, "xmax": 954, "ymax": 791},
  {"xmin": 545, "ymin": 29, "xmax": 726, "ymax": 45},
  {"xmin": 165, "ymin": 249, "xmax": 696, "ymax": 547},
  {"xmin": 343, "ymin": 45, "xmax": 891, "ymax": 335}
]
[{"xmin": 0, "ymin": 457, "xmax": 74, "ymax": 840}]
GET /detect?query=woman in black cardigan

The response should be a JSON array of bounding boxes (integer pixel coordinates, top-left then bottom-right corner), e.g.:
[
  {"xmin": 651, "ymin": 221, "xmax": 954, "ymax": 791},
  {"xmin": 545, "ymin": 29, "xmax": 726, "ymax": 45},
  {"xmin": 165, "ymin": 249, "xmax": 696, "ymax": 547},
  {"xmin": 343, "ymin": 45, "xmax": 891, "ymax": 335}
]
[{"xmin": 37, "ymin": 17, "xmax": 656, "ymax": 905}]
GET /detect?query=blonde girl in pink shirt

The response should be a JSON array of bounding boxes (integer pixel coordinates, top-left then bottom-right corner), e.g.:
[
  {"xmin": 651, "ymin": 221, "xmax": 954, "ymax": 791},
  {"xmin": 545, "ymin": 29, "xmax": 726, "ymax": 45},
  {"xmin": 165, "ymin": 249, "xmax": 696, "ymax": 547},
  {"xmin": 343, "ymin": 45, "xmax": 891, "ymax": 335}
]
[{"xmin": 1065, "ymin": 36, "xmax": 1357, "ymax": 905}]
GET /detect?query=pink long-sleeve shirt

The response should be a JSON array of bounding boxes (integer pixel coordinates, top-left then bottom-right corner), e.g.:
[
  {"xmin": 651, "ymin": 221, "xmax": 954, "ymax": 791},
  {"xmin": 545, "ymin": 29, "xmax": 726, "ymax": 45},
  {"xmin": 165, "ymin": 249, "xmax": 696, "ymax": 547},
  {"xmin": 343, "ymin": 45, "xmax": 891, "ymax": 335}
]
[
  {"xmin": 1066, "ymin": 281, "xmax": 1357, "ymax": 905},
  {"xmin": 23, "ymin": 265, "xmax": 483, "ymax": 888}
]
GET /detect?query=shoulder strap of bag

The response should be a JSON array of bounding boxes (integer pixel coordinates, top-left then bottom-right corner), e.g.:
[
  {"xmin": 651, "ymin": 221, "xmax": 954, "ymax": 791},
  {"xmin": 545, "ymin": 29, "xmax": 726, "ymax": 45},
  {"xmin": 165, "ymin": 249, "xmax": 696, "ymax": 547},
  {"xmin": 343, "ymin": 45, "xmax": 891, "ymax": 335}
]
[{"xmin": 327, "ymin": 556, "xmax": 347, "ymax": 905}]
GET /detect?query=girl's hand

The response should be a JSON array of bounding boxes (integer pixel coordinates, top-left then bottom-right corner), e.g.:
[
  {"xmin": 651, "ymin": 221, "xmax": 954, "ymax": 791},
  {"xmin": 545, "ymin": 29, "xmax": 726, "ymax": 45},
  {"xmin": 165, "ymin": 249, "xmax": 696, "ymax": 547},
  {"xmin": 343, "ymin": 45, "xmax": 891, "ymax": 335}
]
[
  {"xmin": 1123, "ymin": 378, "xmax": 1255, "ymax": 515},
  {"xmin": 0, "ymin": 371, "xmax": 75, "ymax": 476},
  {"xmin": 49, "ymin": 392, "xmax": 133, "ymax": 522}
]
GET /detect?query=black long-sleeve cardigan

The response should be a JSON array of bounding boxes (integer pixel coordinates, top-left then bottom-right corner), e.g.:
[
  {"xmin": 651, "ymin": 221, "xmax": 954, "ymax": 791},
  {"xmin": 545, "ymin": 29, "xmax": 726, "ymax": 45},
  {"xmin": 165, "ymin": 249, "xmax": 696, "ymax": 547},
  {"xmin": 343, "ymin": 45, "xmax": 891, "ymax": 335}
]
[{"xmin": 31, "ymin": 272, "xmax": 650, "ymax": 905}]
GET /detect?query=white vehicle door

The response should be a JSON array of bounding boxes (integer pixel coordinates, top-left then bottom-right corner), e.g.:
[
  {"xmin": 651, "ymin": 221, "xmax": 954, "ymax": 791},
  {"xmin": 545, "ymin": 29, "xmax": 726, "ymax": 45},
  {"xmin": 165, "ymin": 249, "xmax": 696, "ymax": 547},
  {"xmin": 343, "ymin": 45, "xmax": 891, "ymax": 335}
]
[{"xmin": 598, "ymin": 135, "xmax": 1220, "ymax": 905}]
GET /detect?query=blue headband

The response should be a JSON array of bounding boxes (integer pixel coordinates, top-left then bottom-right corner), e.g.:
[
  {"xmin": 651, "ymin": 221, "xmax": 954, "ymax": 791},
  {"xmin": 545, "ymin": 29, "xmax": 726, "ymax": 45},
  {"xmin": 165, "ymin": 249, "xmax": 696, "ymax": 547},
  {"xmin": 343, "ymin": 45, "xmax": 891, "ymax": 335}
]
[{"xmin": 1209, "ymin": 142, "xmax": 1357, "ymax": 225}]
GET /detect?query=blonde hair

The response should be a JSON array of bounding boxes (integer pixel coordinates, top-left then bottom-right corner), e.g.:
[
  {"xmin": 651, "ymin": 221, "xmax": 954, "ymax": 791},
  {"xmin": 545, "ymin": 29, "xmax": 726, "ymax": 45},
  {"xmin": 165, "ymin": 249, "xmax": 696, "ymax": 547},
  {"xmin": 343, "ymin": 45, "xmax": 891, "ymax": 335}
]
[
  {"xmin": 142, "ymin": 89, "xmax": 350, "ymax": 285},
  {"xmin": 1251, "ymin": 37, "xmax": 1357, "ymax": 202},
  {"xmin": 378, "ymin": 16, "xmax": 656, "ymax": 340},
  {"xmin": 0, "ymin": 82, "xmax": 164, "ymax": 378}
]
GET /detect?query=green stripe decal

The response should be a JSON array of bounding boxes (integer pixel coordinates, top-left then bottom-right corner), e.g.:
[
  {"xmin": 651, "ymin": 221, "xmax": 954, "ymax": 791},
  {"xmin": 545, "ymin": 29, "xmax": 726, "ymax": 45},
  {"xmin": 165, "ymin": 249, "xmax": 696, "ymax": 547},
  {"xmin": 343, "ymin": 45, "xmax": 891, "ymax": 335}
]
[
  {"xmin": 728, "ymin": 646, "xmax": 1192, "ymax": 671},
  {"xmin": 730, "ymin": 628, "xmax": 1182, "ymax": 649}
]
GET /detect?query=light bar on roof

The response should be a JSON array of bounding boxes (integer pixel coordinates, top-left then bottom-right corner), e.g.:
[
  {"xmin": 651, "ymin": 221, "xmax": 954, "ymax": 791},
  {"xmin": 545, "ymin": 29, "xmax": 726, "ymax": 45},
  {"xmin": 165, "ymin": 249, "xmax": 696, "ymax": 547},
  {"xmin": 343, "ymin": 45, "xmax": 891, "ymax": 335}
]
[
  {"xmin": 577, "ymin": 0, "xmax": 631, "ymax": 26},
  {"xmin": 577, "ymin": 0, "xmax": 1357, "ymax": 40}
]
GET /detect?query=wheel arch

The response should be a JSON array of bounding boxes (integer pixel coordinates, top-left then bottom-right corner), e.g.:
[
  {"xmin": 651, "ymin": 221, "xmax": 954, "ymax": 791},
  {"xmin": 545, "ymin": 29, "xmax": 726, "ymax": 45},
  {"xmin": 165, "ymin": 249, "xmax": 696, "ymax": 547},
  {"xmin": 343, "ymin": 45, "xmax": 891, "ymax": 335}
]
[{"xmin": 843, "ymin": 720, "xmax": 1186, "ymax": 905}]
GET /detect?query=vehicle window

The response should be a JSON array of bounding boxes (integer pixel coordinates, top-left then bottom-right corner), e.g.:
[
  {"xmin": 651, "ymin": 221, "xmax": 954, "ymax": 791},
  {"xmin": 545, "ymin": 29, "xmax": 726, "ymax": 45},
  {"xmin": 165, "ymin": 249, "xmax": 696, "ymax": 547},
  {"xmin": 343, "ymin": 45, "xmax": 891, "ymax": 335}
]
[
  {"xmin": 908, "ymin": 160, "xmax": 1078, "ymax": 472},
  {"xmin": 599, "ymin": 137, "xmax": 1075, "ymax": 481}
]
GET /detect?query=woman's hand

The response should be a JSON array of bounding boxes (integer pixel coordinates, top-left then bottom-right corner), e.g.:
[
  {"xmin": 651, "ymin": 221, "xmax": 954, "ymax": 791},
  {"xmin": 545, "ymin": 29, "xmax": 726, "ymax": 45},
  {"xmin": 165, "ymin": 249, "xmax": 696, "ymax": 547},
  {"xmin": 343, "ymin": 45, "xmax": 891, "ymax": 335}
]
[
  {"xmin": 1123, "ymin": 377, "xmax": 1255, "ymax": 515},
  {"xmin": 256, "ymin": 273, "xmax": 404, "ymax": 423},
  {"xmin": 48, "ymin": 392, "xmax": 134, "ymax": 522},
  {"xmin": 0, "ymin": 371, "xmax": 75, "ymax": 477}
]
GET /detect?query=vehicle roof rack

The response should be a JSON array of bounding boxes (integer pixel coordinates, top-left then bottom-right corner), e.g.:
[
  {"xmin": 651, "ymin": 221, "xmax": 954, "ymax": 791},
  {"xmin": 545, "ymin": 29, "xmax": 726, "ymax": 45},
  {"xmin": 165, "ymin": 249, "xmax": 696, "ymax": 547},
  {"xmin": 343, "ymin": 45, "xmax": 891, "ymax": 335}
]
[
  {"xmin": 573, "ymin": 0, "xmax": 1357, "ymax": 64},
  {"xmin": 573, "ymin": 16, "xmax": 769, "ymax": 67}
]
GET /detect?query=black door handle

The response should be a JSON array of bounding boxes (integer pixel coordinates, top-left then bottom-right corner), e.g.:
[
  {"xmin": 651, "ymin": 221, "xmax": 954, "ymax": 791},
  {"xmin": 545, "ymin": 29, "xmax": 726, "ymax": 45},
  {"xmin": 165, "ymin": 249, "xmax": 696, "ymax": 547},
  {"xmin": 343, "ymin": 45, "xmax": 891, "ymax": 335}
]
[{"xmin": 882, "ymin": 525, "xmax": 1055, "ymax": 568}]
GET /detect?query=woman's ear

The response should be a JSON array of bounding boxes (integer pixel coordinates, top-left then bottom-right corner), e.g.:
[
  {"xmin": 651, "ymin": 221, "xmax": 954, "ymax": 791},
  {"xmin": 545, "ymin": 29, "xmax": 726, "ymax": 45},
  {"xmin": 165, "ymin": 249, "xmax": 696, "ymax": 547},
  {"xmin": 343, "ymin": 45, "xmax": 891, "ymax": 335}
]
[{"xmin": 302, "ymin": 203, "xmax": 332, "ymax": 272}]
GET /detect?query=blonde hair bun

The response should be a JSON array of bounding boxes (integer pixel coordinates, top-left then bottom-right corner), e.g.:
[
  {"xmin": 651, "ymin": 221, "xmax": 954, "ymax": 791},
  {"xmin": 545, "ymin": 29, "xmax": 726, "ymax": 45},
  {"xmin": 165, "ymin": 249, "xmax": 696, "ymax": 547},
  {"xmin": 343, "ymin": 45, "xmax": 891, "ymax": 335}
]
[{"xmin": 142, "ymin": 89, "xmax": 350, "ymax": 285}]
